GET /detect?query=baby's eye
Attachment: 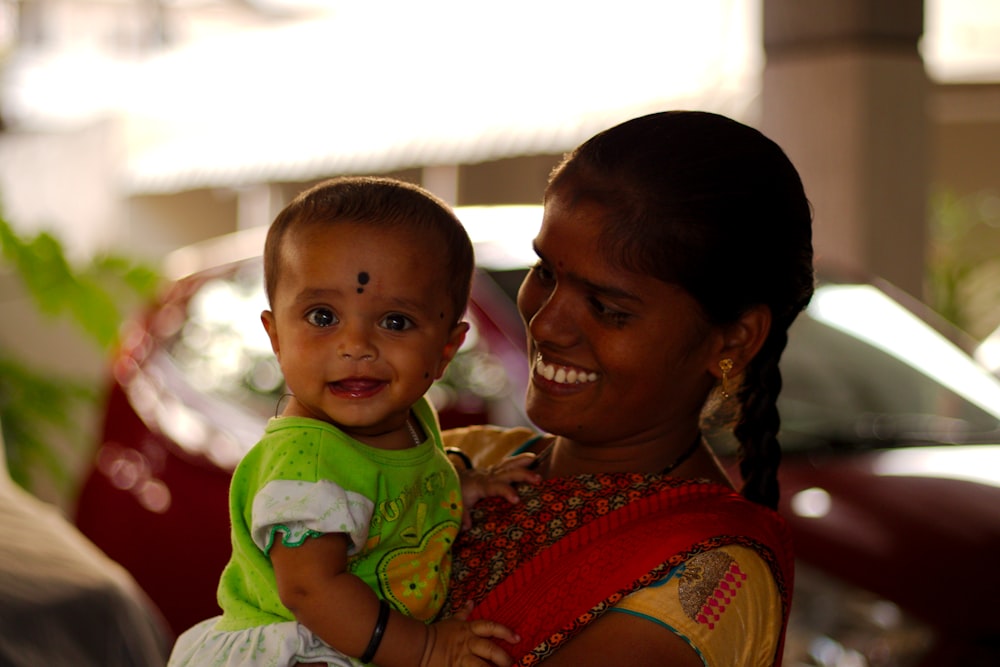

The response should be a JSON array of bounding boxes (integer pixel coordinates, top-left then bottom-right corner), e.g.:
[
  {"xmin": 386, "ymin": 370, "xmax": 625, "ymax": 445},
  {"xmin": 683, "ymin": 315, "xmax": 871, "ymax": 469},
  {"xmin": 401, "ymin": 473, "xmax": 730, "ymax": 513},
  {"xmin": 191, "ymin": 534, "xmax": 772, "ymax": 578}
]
[
  {"xmin": 380, "ymin": 313, "xmax": 413, "ymax": 331},
  {"xmin": 305, "ymin": 308, "xmax": 337, "ymax": 328}
]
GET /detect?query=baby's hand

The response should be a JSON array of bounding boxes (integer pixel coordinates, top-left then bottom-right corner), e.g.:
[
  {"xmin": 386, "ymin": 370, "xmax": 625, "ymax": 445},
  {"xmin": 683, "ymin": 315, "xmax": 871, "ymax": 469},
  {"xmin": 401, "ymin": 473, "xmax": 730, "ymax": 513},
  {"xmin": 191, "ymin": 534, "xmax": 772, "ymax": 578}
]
[
  {"xmin": 420, "ymin": 603, "xmax": 518, "ymax": 667},
  {"xmin": 457, "ymin": 453, "xmax": 541, "ymax": 529}
]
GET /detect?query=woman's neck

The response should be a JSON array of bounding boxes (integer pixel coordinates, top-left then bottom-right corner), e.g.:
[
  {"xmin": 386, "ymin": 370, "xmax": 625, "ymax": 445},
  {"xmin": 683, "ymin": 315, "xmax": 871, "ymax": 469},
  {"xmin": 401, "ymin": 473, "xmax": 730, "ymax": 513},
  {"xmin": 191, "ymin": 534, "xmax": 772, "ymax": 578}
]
[{"xmin": 534, "ymin": 433, "xmax": 735, "ymax": 487}]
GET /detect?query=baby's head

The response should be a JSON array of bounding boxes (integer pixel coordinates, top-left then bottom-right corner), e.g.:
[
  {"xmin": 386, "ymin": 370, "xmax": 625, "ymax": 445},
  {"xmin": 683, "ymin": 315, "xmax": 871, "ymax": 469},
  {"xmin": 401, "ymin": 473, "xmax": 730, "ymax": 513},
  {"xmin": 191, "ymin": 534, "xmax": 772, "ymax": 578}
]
[
  {"xmin": 264, "ymin": 176, "xmax": 474, "ymax": 325},
  {"xmin": 260, "ymin": 176, "xmax": 475, "ymax": 432}
]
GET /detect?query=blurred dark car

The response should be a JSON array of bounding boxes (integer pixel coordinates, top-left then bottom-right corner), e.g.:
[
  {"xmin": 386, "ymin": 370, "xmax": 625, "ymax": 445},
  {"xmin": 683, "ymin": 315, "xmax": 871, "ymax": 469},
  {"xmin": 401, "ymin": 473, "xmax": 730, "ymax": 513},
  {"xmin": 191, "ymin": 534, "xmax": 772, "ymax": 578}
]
[{"xmin": 75, "ymin": 207, "xmax": 1000, "ymax": 666}]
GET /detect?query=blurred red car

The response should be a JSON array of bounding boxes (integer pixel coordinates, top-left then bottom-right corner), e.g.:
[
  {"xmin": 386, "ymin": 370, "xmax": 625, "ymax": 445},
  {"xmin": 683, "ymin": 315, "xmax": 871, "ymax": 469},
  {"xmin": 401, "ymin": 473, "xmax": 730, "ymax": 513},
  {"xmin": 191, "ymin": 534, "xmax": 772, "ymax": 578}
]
[{"xmin": 75, "ymin": 207, "xmax": 1000, "ymax": 666}]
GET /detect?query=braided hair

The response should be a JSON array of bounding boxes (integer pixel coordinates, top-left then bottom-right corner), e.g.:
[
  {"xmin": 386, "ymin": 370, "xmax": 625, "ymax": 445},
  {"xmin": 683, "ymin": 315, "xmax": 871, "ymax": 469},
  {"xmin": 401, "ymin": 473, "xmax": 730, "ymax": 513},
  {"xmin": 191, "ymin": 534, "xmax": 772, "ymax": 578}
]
[{"xmin": 546, "ymin": 111, "xmax": 814, "ymax": 509}]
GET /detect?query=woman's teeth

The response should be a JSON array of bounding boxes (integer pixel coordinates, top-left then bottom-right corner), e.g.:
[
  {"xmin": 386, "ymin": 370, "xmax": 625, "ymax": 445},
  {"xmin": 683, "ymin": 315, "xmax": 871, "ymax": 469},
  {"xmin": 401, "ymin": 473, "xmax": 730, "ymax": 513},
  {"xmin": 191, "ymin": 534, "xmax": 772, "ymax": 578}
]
[{"xmin": 535, "ymin": 356, "xmax": 598, "ymax": 384}]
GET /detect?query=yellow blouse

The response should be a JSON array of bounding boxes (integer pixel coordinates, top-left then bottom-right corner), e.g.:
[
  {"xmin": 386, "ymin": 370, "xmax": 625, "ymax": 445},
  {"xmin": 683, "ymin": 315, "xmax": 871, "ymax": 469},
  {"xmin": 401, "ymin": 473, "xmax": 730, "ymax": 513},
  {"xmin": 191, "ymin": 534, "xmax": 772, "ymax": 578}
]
[{"xmin": 614, "ymin": 545, "xmax": 782, "ymax": 666}]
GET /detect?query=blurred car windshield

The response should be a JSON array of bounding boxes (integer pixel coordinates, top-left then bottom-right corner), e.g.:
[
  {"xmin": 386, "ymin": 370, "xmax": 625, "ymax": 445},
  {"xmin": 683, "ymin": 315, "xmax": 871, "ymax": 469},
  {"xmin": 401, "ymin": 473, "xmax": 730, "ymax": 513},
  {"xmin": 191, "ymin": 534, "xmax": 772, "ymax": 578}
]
[
  {"xmin": 779, "ymin": 283, "xmax": 1000, "ymax": 452},
  {"xmin": 156, "ymin": 260, "xmax": 284, "ymax": 422}
]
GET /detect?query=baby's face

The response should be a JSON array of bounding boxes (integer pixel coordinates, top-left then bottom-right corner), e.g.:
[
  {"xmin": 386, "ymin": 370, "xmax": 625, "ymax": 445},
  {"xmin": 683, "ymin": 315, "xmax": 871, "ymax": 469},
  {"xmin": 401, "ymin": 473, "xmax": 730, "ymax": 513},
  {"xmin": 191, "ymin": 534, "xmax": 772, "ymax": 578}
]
[{"xmin": 261, "ymin": 221, "xmax": 466, "ymax": 442}]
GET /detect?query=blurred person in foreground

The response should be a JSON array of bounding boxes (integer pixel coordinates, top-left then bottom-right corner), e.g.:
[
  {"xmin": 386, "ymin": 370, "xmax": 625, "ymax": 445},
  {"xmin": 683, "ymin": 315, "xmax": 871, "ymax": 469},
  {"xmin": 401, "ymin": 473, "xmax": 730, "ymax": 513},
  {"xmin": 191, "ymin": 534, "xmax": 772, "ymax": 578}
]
[{"xmin": 442, "ymin": 110, "xmax": 814, "ymax": 666}]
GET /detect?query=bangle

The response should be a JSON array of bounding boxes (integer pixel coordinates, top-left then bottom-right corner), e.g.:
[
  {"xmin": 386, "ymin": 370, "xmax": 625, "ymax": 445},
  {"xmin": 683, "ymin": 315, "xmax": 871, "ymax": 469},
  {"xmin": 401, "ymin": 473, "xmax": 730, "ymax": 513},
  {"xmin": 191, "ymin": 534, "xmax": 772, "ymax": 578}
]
[
  {"xmin": 445, "ymin": 447, "xmax": 474, "ymax": 470},
  {"xmin": 360, "ymin": 599, "xmax": 390, "ymax": 664}
]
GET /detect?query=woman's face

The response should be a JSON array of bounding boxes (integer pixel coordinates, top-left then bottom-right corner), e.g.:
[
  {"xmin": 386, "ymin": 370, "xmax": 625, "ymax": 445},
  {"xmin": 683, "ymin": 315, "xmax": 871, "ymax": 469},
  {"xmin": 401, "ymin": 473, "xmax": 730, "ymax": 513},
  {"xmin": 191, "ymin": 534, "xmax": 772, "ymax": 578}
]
[{"xmin": 517, "ymin": 193, "xmax": 723, "ymax": 449}]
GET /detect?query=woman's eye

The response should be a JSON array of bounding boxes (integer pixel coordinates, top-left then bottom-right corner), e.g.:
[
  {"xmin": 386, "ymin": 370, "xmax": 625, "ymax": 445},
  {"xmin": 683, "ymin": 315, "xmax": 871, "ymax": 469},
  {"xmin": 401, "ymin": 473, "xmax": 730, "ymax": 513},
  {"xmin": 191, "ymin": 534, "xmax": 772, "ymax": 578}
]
[
  {"xmin": 531, "ymin": 262, "xmax": 554, "ymax": 285},
  {"xmin": 305, "ymin": 308, "xmax": 337, "ymax": 328},
  {"xmin": 380, "ymin": 313, "xmax": 413, "ymax": 331},
  {"xmin": 589, "ymin": 297, "xmax": 631, "ymax": 326}
]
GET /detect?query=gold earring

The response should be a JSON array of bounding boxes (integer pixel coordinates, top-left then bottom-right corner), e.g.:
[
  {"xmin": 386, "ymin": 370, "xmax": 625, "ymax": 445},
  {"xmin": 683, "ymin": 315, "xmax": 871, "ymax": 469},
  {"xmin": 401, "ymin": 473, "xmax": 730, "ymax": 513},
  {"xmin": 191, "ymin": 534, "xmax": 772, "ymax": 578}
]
[{"xmin": 719, "ymin": 358, "xmax": 734, "ymax": 398}]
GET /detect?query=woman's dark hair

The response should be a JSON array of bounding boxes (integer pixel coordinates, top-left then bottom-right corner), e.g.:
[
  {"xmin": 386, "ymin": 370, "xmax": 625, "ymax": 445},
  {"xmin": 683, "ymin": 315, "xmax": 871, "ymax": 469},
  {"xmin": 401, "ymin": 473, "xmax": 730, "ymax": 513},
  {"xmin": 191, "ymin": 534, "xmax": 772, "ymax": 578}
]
[
  {"xmin": 264, "ymin": 176, "xmax": 474, "ymax": 324},
  {"xmin": 547, "ymin": 111, "xmax": 814, "ymax": 509}
]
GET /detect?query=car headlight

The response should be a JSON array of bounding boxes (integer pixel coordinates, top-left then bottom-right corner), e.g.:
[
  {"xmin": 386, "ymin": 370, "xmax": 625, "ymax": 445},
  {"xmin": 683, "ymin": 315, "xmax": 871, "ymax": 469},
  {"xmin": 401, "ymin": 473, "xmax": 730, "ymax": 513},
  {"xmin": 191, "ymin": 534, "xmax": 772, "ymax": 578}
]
[{"xmin": 784, "ymin": 563, "xmax": 934, "ymax": 667}]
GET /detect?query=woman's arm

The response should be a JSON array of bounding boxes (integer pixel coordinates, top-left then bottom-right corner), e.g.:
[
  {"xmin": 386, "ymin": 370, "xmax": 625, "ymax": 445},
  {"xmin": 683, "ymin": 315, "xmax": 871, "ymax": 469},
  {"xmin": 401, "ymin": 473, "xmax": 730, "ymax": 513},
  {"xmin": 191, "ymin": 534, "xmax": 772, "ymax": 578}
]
[
  {"xmin": 271, "ymin": 533, "xmax": 518, "ymax": 667},
  {"xmin": 536, "ymin": 611, "xmax": 704, "ymax": 667}
]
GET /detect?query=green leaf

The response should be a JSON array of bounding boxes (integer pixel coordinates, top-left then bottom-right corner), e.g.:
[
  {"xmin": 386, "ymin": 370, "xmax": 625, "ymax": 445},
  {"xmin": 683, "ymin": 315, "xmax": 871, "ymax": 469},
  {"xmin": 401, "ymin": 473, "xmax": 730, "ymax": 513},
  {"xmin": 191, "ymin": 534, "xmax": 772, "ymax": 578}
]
[{"xmin": 0, "ymin": 209, "xmax": 161, "ymax": 498}]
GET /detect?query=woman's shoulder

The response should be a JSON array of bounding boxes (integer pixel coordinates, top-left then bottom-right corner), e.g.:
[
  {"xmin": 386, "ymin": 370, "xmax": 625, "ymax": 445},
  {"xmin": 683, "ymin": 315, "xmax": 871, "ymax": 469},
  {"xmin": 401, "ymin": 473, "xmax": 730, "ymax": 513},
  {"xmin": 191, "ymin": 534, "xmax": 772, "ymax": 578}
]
[{"xmin": 441, "ymin": 425, "xmax": 540, "ymax": 467}]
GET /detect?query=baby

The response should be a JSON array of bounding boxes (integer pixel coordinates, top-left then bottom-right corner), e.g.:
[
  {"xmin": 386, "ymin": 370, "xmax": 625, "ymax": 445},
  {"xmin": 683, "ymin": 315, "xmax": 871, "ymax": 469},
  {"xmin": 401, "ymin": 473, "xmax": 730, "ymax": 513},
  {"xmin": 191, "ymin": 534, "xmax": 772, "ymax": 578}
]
[{"xmin": 169, "ymin": 176, "xmax": 536, "ymax": 667}]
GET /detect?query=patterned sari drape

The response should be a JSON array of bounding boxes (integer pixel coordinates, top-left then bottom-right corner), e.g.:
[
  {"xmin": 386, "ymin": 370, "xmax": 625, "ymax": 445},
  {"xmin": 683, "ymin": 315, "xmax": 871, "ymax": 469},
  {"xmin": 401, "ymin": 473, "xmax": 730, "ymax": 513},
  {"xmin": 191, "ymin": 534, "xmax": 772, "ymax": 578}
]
[{"xmin": 446, "ymin": 474, "xmax": 794, "ymax": 666}]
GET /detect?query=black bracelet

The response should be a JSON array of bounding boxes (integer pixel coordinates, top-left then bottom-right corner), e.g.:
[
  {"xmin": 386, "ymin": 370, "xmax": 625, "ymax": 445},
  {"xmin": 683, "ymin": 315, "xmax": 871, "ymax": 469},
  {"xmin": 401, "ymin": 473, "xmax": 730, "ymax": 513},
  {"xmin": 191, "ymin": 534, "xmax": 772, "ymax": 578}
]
[
  {"xmin": 445, "ymin": 447, "xmax": 474, "ymax": 470},
  {"xmin": 360, "ymin": 599, "xmax": 390, "ymax": 664}
]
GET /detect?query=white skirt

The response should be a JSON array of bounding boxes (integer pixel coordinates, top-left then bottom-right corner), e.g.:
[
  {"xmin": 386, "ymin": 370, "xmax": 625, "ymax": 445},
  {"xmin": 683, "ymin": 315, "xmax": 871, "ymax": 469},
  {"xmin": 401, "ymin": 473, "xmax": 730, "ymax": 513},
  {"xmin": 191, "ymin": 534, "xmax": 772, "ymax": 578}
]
[{"xmin": 168, "ymin": 616, "xmax": 361, "ymax": 667}]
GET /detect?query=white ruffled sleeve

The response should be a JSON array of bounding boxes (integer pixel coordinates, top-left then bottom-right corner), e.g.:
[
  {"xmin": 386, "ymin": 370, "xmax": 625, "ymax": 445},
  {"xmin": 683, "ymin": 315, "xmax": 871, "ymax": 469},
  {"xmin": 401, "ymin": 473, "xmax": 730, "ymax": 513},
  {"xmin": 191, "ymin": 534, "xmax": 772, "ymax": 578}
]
[{"xmin": 250, "ymin": 479, "xmax": 375, "ymax": 556}]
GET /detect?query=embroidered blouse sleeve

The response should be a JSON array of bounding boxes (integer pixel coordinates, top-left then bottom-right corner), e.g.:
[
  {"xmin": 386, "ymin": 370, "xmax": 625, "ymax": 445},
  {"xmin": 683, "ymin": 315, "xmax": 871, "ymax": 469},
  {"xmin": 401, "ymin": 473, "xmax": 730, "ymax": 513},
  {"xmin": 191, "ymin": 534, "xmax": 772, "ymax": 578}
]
[
  {"xmin": 612, "ymin": 545, "xmax": 783, "ymax": 667},
  {"xmin": 441, "ymin": 425, "xmax": 540, "ymax": 467}
]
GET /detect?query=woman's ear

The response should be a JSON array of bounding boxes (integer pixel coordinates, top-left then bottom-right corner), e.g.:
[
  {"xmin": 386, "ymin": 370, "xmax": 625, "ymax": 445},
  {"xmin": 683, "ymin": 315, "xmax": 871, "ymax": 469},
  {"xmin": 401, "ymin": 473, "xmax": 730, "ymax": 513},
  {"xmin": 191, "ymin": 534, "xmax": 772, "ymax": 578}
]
[
  {"xmin": 710, "ymin": 304, "xmax": 772, "ymax": 379},
  {"xmin": 261, "ymin": 310, "xmax": 280, "ymax": 359}
]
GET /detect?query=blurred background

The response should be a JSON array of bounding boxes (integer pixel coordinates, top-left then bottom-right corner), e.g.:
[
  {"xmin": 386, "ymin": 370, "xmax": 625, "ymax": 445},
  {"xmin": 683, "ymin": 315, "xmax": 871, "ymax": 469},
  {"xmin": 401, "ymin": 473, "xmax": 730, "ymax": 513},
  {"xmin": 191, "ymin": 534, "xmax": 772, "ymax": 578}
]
[
  {"xmin": 1, "ymin": 1, "xmax": 1000, "ymax": 664},
  {"xmin": 1, "ymin": 0, "xmax": 999, "ymax": 504}
]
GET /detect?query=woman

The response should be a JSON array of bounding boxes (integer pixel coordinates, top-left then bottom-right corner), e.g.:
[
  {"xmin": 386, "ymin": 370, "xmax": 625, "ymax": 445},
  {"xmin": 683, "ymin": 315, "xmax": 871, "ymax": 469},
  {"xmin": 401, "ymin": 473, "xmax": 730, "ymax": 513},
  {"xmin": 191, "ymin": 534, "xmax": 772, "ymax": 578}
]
[{"xmin": 443, "ymin": 111, "xmax": 814, "ymax": 666}]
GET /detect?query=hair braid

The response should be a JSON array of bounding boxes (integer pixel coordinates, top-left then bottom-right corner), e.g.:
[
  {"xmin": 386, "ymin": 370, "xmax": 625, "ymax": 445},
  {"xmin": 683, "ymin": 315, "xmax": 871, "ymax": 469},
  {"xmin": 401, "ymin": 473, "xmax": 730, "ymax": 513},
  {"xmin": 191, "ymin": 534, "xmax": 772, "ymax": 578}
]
[{"xmin": 735, "ymin": 325, "xmax": 790, "ymax": 510}]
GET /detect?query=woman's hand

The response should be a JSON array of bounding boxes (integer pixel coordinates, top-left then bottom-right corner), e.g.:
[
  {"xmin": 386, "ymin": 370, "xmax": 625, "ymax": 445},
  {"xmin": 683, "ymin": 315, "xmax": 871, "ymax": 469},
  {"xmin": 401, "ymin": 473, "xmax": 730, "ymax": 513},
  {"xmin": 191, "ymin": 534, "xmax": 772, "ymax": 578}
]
[{"xmin": 456, "ymin": 453, "xmax": 541, "ymax": 529}]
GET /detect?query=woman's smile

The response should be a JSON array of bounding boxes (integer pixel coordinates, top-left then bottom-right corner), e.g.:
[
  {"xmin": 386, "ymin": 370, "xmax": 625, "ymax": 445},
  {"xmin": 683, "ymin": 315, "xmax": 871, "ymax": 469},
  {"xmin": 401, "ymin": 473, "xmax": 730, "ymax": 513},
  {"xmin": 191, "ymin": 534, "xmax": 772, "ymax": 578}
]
[{"xmin": 532, "ymin": 354, "xmax": 599, "ymax": 385}]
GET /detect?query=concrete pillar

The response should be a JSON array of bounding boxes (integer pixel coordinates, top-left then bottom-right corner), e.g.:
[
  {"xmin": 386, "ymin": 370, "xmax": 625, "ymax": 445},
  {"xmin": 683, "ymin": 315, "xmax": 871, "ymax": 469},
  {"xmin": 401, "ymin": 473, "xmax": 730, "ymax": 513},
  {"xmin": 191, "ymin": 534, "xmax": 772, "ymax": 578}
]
[
  {"xmin": 422, "ymin": 165, "xmax": 460, "ymax": 205},
  {"xmin": 236, "ymin": 183, "xmax": 285, "ymax": 231},
  {"xmin": 761, "ymin": 0, "xmax": 929, "ymax": 300}
]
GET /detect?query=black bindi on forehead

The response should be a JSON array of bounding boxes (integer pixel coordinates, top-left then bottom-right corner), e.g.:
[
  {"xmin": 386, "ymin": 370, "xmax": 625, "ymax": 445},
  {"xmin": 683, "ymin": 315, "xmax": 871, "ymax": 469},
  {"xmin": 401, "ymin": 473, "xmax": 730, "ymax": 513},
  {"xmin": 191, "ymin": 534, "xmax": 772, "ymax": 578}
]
[{"xmin": 356, "ymin": 271, "xmax": 369, "ymax": 294}]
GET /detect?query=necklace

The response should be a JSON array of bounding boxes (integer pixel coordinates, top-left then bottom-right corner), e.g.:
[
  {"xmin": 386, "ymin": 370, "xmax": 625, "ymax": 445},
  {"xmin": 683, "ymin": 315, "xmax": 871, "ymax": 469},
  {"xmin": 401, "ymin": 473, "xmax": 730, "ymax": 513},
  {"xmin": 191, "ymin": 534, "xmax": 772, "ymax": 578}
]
[
  {"xmin": 405, "ymin": 417, "xmax": 423, "ymax": 446},
  {"xmin": 531, "ymin": 433, "xmax": 703, "ymax": 476}
]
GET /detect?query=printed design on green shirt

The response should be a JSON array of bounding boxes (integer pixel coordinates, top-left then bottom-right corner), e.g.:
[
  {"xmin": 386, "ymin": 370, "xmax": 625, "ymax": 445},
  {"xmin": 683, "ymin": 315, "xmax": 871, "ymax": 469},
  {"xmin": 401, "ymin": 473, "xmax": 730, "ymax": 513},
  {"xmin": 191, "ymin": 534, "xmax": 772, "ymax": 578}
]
[
  {"xmin": 368, "ymin": 469, "xmax": 455, "ymax": 533},
  {"xmin": 377, "ymin": 519, "xmax": 457, "ymax": 621},
  {"xmin": 357, "ymin": 470, "xmax": 461, "ymax": 621}
]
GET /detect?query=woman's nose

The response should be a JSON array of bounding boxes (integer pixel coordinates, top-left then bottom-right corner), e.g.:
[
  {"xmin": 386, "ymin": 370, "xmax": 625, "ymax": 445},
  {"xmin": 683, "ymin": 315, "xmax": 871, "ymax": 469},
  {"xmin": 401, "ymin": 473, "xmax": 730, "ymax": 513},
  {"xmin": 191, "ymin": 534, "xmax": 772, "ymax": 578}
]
[{"xmin": 525, "ymin": 287, "xmax": 577, "ymax": 348}]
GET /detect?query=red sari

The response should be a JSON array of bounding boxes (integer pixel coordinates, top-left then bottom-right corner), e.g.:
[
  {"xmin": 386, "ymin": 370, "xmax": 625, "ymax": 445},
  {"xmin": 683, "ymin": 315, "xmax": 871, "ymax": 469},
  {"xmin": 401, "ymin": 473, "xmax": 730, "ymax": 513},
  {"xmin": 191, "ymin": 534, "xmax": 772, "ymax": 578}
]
[{"xmin": 446, "ymin": 470, "xmax": 794, "ymax": 665}]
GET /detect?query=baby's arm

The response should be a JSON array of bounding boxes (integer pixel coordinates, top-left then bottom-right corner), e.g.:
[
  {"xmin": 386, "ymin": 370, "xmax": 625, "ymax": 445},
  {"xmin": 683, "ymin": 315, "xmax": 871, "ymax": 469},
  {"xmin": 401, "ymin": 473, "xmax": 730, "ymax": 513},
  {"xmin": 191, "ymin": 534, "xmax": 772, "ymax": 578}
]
[{"xmin": 270, "ymin": 532, "xmax": 517, "ymax": 667}]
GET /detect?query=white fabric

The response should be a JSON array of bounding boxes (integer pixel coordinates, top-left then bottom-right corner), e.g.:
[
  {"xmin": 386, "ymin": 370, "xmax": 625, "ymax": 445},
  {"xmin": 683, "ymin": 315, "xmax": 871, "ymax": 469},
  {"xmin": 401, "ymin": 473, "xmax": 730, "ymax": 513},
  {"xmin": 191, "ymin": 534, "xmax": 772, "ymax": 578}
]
[
  {"xmin": 251, "ymin": 479, "xmax": 375, "ymax": 556},
  {"xmin": 170, "ymin": 617, "xmax": 361, "ymax": 667}
]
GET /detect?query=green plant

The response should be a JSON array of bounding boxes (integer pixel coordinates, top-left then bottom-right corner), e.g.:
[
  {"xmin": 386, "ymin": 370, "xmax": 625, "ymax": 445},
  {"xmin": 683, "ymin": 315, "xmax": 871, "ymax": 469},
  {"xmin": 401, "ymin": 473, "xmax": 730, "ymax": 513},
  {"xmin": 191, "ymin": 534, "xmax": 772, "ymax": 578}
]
[
  {"xmin": 927, "ymin": 188, "xmax": 1000, "ymax": 339},
  {"xmin": 0, "ymin": 212, "xmax": 159, "ymax": 494}
]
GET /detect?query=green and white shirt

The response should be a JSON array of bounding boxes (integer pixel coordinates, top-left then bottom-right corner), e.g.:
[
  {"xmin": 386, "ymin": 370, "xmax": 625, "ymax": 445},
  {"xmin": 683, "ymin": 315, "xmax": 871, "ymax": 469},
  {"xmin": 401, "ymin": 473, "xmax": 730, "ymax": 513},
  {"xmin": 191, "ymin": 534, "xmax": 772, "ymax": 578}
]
[{"xmin": 215, "ymin": 397, "xmax": 461, "ymax": 631}]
